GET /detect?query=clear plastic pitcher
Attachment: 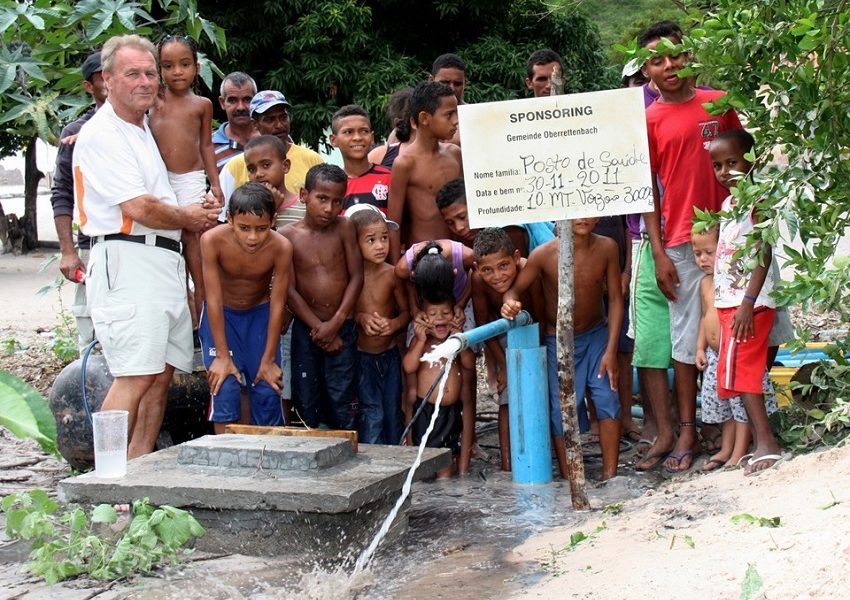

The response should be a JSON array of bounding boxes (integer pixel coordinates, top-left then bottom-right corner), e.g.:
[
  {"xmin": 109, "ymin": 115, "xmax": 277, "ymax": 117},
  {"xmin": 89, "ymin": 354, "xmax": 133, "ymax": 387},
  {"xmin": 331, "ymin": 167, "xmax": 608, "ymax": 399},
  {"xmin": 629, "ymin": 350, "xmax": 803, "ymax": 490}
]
[{"xmin": 92, "ymin": 410, "xmax": 128, "ymax": 478}]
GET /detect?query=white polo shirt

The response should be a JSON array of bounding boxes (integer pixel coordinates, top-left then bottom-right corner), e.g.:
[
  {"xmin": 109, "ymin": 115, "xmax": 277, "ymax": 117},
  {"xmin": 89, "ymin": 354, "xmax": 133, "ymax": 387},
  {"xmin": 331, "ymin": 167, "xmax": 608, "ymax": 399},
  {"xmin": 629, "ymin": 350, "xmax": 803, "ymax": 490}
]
[{"xmin": 73, "ymin": 100, "xmax": 180, "ymax": 241}]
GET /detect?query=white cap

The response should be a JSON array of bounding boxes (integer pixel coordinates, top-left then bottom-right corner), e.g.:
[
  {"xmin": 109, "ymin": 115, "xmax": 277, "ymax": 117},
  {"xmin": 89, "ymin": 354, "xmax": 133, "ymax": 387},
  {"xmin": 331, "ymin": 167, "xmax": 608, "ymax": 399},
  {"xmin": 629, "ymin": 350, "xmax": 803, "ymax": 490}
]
[
  {"xmin": 344, "ymin": 203, "xmax": 399, "ymax": 231},
  {"xmin": 622, "ymin": 58, "xmax": 642, "ymax": 78}
]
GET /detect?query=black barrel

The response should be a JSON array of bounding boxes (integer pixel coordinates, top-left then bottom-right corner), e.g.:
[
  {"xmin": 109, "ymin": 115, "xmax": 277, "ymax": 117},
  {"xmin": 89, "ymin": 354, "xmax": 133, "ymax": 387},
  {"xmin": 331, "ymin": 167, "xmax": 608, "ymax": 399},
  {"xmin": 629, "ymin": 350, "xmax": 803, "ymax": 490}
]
[{"xmin": 48, "ymin": 353, "xmax": 212, "ymax": 470}]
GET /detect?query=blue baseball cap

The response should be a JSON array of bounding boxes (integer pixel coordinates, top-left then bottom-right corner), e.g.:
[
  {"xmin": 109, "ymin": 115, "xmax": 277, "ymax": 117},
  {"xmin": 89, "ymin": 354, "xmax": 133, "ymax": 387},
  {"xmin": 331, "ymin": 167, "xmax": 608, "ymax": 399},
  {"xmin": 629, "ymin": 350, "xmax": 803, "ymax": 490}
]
[{"xmin": 249, "ymin": 90, "xmax": 291, "ymax": 118}]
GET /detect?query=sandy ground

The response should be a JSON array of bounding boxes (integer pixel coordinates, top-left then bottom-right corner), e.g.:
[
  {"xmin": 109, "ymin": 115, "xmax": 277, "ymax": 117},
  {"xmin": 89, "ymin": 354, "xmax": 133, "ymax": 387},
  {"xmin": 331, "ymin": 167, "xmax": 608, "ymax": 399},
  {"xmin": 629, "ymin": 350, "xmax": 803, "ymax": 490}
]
[
  {"xmin": 509, "ymin": 446, "xmax": 850, "ymax": 599},
  {"xmin": 1, "ymin": 193, "xmax": 849, "ymax": 598}
]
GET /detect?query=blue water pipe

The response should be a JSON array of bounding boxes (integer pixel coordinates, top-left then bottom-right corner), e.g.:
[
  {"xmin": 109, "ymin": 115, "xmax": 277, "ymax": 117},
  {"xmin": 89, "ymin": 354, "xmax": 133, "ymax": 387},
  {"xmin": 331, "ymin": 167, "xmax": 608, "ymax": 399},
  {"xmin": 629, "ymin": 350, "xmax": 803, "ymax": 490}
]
[
  {"xmin": 446, "ymin": 311, "xmax": 552, "ymax": 484},
  {"xmin": 446, "ymin": 311, "xmax": 533, "ymax": 350}
]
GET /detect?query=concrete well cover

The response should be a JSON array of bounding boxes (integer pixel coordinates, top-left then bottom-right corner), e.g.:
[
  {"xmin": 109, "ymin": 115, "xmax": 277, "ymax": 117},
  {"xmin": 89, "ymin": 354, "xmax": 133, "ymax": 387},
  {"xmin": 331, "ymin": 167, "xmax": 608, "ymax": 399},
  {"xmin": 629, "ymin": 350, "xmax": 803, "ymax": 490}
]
[{"xmin": 59, "ymin": 434, "xmax": 451, "ymax": 514}]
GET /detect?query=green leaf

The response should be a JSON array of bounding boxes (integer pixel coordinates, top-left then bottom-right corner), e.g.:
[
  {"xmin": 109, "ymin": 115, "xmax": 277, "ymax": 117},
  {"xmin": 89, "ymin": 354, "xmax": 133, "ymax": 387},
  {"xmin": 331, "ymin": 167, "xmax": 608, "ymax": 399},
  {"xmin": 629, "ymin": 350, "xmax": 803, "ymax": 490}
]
[
  {"xmin": 0, "ymin": 371, "xmax": 57, "ymax": 455},
  {"xmin": 740, "ymin": 563, "xmax": 766, "ymax": 600},
  {"xmin": 91, "ymin": 504, "xmax": 118, "ymax": 524},
  {"xmin": 807, "ymin": 408, "xmax": 826, "ymax": 420}
]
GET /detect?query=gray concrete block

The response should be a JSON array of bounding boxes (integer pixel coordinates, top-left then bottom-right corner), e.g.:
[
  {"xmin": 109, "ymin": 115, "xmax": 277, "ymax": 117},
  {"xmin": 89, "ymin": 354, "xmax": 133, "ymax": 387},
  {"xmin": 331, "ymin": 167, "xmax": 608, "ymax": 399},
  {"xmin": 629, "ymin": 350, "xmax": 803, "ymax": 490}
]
[{"xmin": 177, "ymin": 434, "xmax": 353, "ymax": 473}]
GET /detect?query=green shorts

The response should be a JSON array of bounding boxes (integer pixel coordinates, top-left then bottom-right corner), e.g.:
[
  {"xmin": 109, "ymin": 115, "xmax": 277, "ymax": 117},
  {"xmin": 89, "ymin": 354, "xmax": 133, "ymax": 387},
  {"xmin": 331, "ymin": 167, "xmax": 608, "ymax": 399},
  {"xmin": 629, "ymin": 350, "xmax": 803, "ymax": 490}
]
[{"xmin": 631, "ymin": 238, "xmax": 672, "ymax": 369}]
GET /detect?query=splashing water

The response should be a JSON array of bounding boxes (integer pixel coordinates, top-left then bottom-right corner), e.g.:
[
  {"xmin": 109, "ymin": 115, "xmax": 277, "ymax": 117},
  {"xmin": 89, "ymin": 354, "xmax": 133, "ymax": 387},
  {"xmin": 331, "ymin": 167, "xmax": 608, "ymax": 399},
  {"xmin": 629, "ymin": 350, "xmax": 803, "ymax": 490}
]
[
  {"xmin": 350, "ymin": 347, "xmax": 458, "ymax": 579},
  {"xmin": 421, "ymin": 335, "xmax": 462, "ymax": 365}
]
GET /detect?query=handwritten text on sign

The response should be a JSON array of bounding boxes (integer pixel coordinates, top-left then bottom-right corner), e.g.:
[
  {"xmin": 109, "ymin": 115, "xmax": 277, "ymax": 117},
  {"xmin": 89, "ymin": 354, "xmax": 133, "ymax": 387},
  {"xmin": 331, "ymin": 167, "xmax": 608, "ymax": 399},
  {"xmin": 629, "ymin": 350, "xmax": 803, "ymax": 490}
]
[{"xmin": 458, "ymin": 87, "xmax": 653, "ymax": 228}]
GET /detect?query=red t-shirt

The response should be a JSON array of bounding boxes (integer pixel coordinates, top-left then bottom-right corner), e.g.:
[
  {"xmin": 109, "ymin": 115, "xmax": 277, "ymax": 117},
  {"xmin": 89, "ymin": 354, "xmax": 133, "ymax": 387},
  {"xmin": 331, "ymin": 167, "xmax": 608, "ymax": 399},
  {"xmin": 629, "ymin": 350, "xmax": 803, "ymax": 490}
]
[
  {"xmin": 340, "ymin": 164, "xmax": 392, "ymax": 215},
  {"xmin": 646, "ymin": 89, "xmax": 742, "ymax": 247}
]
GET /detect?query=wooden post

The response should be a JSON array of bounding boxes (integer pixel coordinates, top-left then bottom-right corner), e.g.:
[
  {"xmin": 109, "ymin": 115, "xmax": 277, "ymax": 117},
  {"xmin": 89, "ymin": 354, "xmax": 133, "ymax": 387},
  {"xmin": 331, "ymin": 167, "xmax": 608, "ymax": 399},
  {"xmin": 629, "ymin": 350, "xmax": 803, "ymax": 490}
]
[{"xmin": 551, "ymin": 66, "xmax": 590, "ymax": 510}]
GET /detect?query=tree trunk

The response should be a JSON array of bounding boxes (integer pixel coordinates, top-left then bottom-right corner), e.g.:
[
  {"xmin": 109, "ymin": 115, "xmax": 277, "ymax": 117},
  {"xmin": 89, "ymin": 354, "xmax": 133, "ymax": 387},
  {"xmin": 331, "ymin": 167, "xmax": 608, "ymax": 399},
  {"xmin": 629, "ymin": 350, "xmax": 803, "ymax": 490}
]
[
  {"xmin": 556, "ymin": 220, "xmax": 590, "ymax": 511},
  {"xmin": 551, "ymin": 66, "xmax": 589, "ymax": 511},
  {"xmin": 0, "ymin": 201, "xmax": 10, "ymax": 254},
  {"xmin": 22, "ymin": 135, "xmax": 42, "ymax": 251}
]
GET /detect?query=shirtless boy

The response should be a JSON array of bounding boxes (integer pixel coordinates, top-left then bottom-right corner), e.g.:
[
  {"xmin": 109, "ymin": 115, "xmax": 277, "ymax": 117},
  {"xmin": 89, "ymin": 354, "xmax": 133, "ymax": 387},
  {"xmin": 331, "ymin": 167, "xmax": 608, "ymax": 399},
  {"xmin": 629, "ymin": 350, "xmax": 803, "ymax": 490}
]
[
  {"xmin": 472, "ymin": 228, "xmax": 543, "ymax": 471},
  {"xmin": 387, "ymin": 81, "xmax": 462, "ymax": 261},
  {"xmin": 330, "ymin": 104, "xmax": 392, "ymax": 215},
  {"xmin": 348, "ymin": 204, "xmax": 410, "ymax": 444},
  {"xmin": 199, "ymin": 182, "xmax": 292, "ymax": 432},
  {"xmin": 403, "ymin": 285, "xmax": 475, "ymax": 478},
  {"xmin": 502, "ymin": 219, "xmax": 624, "ymax": 480},
  {"xmin": 281, "ymin": 164, "xmax": 364, "ymax": 430}
]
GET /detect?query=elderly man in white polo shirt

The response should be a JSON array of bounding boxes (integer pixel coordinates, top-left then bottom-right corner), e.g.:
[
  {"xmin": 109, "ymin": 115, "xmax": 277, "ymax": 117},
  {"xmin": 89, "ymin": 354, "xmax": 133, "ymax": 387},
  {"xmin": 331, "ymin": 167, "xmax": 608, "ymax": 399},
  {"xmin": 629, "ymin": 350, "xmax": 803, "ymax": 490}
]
[{"xmin": 73, "ymin": 34, "xmax": 220, "ymax": 458}]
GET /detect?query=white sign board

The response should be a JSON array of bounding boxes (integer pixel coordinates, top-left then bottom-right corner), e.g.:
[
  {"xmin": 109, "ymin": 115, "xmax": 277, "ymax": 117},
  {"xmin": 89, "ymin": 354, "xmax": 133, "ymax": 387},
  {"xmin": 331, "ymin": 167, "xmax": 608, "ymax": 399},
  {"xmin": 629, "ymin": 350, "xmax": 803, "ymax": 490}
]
[{"xmin": 458, "ymin": 87, "xmax": 653, "ymax": 228}]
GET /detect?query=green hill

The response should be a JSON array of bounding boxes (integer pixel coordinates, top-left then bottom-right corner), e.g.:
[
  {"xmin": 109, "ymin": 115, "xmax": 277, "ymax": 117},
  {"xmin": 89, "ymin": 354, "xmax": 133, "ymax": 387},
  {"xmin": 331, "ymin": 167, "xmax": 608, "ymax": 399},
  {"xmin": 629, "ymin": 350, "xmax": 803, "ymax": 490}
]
[{"xmin": 575, "ymin": 0, "xmax": 686, "ymax": 64}]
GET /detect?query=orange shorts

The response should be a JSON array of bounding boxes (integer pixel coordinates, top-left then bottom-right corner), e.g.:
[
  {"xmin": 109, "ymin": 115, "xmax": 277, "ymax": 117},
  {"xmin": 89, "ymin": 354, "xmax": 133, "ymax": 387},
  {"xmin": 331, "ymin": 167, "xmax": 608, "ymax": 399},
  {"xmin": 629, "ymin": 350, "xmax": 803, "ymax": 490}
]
[{"xmin": 716, "ymin": 306, "xmax": 775, "ymax": 399}]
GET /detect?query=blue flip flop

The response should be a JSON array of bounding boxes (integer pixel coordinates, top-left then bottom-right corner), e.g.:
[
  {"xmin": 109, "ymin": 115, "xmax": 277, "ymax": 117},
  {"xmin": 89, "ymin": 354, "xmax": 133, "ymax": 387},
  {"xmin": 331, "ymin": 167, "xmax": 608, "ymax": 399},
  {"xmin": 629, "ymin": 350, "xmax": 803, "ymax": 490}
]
[{"xmin": 664, "ymin": 450, "xmax": 696, "ymax": 474}]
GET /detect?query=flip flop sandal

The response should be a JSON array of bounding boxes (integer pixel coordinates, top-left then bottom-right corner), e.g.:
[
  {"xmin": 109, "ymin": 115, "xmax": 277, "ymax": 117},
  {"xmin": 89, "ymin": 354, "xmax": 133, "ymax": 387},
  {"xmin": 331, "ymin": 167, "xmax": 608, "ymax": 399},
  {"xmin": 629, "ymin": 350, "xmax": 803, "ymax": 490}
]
[
  {"xmin": 745, "ymin": 453, "xmax": 785, "ymax": 477},
  {"xmin": 635, "ymin": 449, "xmax": 670, "ymax": 472},
  {"xmin": 700, "ymin": 457, "xmax": 727, "ymax": 473},
  {"xmin": 622, "ymin": 429, "xmax": 642, "ymax": 443},
  {"xmin": 664, "ymin": 449, "xmax": 697, "ymax": 474}
]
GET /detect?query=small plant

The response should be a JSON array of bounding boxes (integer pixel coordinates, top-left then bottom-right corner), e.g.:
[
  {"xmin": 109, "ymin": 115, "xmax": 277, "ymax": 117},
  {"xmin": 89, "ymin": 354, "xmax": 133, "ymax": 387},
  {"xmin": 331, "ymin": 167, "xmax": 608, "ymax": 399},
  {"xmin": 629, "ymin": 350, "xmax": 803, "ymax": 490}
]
[
  {"xmin": 2, "ymin": 337, "xmax": 23, "ymax": 355},
  {"xmin": 539, "ymin": 522, "xmax": 607, "ymax": 575},
  {"xmin": 36, "ymin": 255, "xmax": 79, "ymax": 363},
  {"xmin": 1, "ymin": 490, "xmax": 205, "ymax": 584},
  {"xmin": 731, "ymin": 513, "xmax": 781, "ymax": 528},
  {"xmin": 819, "ymin": 490, "xmax": 842, "ymax": 511},
  {"xmin": 51, "ymin": 307, "xmax": 79, "ymax": 363},
  {"xmin": 740, "ymin": 563, "xmax": 767, "ymax": 600},
  {"xmin": 602, "ymin": 501, "xmax": 624, "ymax": 515}
]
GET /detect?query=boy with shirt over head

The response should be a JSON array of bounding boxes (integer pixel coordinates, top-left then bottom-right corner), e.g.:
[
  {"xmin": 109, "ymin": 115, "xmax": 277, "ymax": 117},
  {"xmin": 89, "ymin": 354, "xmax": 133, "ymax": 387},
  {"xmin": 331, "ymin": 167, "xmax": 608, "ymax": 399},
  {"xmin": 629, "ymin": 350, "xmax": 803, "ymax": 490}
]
[
  {"xmin": 347, "ymin": 204, "xmax": 410, "ymax": 444},
  {"xmin": 708, "ymin": 129, "xmax": 783, "ymax": 476},
  {"xmin": 387, "ymin": 81, "xmax": 462, "ymax": 261},
  {"xmin": 199, "ymin": 182, "xmax": 293, "ymax": 432},
  {"xmin": 640, "ymin": 24, "xmax": 743, "ymax": 473},
  {"xmin": 403, "ymin": 246, "xmax": 476, "ymax": 478},
  {"xmin": 472, "ymin": 228, "xmax": 544, "ymax": 471},
  {"xmin": 330, "ymin": 104, "xmax": 392, "ymax": 216},
  {"xmin": 502, "ymin": 218, "xmax": 624, "ymax": 481},
  {"xmin": 281, "ymin": 164, "xmax": 364, "ymax": 430}
]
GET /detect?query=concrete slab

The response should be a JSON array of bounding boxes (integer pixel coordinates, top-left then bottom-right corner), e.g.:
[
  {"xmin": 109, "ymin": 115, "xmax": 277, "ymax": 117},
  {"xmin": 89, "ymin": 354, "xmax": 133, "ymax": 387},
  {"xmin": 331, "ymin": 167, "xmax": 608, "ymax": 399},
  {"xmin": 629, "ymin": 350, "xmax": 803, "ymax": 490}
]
[
  {"xmin": 58, "ymin": 435, "xmax": 451, "ymax": 556},
  {"xmin": 177, "ymin": 434, "xmax": 353, "ymax": 473}
]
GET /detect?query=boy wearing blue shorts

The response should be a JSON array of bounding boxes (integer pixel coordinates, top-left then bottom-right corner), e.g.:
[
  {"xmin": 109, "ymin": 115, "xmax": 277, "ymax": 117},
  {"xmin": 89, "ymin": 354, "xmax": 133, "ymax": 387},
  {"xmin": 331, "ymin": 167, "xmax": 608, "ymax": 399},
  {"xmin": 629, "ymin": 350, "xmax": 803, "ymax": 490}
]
[
  {"xmin": 199, "ymin": 183, "xmax": 293, "ymax": 431},
  {"xmin": 502, "ymin": 218, "xmax": 624, "ymax": 480}
]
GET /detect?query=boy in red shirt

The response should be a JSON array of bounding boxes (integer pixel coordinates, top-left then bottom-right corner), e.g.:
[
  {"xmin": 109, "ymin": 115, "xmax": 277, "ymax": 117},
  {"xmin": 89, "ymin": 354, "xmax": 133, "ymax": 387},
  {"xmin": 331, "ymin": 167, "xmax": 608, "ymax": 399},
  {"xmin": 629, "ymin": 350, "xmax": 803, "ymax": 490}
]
[{"xmin": 641, "ymin": 25, "xmax": 743, "ymax": 472}]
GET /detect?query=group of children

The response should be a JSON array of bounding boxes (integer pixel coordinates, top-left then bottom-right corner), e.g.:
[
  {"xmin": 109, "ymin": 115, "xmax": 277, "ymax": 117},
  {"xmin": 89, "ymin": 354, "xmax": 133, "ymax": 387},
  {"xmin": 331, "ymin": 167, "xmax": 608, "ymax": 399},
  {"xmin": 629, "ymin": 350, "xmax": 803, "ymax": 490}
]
[{"xmin": 132, "ymin": 27, "xmax": 786, "ymax": 480}]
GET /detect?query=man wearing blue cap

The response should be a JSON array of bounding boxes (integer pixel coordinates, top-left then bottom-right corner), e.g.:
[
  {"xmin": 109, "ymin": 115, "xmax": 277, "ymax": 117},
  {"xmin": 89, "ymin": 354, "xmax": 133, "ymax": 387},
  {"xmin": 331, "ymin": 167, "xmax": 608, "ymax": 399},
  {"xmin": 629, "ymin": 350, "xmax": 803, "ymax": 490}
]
[
  {"xmin": 50, "ymin": 50, "xmax": 108, "ymax": 351},
  {"xmin": 219, "ymin": 90, "xmax": 323, "ymax": 215}
]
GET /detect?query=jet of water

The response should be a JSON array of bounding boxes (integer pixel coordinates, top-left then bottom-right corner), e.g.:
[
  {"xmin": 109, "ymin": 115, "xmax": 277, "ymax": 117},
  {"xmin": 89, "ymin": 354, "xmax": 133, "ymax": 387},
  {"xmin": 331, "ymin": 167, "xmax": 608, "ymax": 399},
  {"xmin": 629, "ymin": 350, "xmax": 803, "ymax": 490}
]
[
  {"xmin": 421, "ymin": 335, "xmax": 462, "ymax": 365},
  {"xmin": 350, "ymin": 348, "xmax": 458, "ymax": 578}
]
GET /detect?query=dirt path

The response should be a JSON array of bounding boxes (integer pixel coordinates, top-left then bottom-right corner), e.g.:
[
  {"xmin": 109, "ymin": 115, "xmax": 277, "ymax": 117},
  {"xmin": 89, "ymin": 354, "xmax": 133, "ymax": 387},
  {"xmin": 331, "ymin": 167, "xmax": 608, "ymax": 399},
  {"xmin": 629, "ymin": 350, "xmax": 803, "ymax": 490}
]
[{"xmin": 508, "ymin": 446, "xmax": 850, "ymax": 599}]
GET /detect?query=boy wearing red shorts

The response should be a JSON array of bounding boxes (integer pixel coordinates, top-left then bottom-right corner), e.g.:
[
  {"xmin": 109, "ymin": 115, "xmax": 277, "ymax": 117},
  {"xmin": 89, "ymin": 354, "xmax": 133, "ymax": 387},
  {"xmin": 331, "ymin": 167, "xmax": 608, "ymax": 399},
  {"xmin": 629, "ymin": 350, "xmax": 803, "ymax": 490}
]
[{"xmin": 709, "ymin": 129, "xmax": 783, "ymax": 476}]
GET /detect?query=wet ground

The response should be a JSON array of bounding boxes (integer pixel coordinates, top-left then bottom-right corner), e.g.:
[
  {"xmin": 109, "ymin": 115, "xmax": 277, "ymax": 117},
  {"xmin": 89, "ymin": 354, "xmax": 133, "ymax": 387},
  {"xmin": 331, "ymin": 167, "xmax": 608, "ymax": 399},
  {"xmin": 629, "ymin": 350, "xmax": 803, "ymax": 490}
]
[{"xmin": 0, "ymin": 417, "xmax": 664, "ymax": 600}]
